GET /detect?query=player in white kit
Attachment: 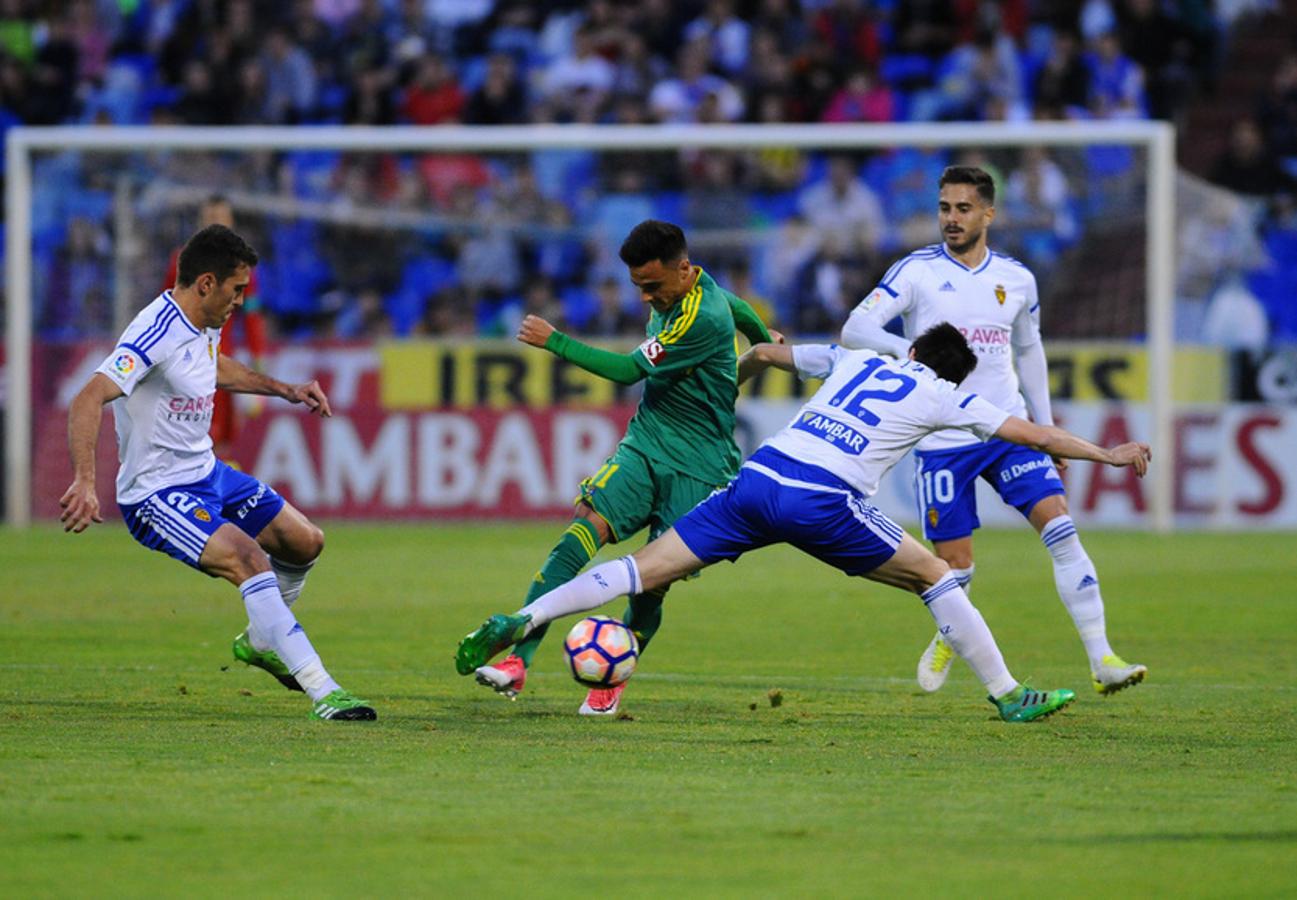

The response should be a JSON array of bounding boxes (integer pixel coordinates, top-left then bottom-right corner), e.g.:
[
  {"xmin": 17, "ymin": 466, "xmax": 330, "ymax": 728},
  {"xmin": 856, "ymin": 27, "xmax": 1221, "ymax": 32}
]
[
  {"xmin": 454, "ymin": 324, "xmax": 1151, "ymax": 723},
  {"xmin": 841, "ymin": 166, "xmax": 1147, "ymax": 697},
  {"xmin": 60, "ymin": 224, "xmax": 376, "ymax": 721}
]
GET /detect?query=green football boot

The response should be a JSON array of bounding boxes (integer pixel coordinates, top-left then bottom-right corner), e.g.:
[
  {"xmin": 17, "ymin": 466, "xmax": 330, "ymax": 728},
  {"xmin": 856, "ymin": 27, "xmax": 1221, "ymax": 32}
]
[
  {"xmin": 310, "ymin": 688, "xmax": 377, "ymax": 721},
  {"xmin": 232, "ymin": 630, "xmax": 303, "ymax": 693},
  {"xmin": 990, "ymin": 684, "xmax": 1076, "ymax": 723},
  {"xmin": 455, "ymin": 613, "xmax": 532, "ymax": 675}
]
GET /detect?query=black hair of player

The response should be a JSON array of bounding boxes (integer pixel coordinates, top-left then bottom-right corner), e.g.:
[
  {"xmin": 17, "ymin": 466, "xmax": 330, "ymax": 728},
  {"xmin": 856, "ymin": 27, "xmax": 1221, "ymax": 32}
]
[
  {"xmin": 938, "ymin": 165, "xmax": 995, "ymax": 205},
  {"xmin": 176, "ymin": 224, "xmax": 259, "ymax": 287},
  {"xmin": 619, "ymin": 220, "xmax": 687, "ymax": 267},
  {"xmin": 910, "ymin": 322, "xmax": 979, "ymax": 384}
]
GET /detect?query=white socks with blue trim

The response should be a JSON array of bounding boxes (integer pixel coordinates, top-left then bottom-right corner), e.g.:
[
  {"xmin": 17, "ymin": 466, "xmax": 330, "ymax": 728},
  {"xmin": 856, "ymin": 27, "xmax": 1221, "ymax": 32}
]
[
  {"xmin": 239, "ymin": 572, "xmax": 339, "ymax": 701},
  {"xmin": 270, "ymin": 557, "xmax": 314, "ymax": 608},
  {"xmin": 518, "ymin": 556, "xmax": 642, "ymax": 633},
  {"xmin": 1039, "ymin": 515, "xmax": 1113, "ymax": 668},
  {"xmin": 921, "ymin": 573, "xmax": 1017, "ymax": 698}
]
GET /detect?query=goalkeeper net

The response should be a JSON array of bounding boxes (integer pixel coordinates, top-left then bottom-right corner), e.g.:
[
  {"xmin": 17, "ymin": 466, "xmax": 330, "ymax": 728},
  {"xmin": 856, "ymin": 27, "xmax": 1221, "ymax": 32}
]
[{"xmin": 4, "ymin": 122, "xmax": 1175, "ymax": 527}]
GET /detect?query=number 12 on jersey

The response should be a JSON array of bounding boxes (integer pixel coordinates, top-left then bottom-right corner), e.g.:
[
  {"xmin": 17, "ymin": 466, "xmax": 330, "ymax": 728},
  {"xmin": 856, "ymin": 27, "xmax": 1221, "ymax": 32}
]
[{"xmin": 826, "ymin": 357, "xmax": 917, "ymax": 424}]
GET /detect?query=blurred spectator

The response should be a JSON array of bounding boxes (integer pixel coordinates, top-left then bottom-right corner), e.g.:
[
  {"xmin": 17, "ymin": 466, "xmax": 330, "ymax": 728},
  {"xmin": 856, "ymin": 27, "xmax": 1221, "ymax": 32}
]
[
  {"xmin": 540, "ymin": 25, "xmax": 615, "ymax": 108},
  {"xmin": 175, "ymin": 59, "xmax": 233, "ymax": 124},
  {"xmin": 29, "ymin": 13, "xmax": 79, "ymax": 124},
  {"xmin": 585, "ymin": 275, "xmax": 641, "ymax": 336},
  {"xmin": 1034, "ymin": 30, "xmax": 1090, "ymax": 119},
  {"xmin": 1209, "ymin": 118, "xmax": 1297, "ymax": 197},
  {"xmin": 1116, "ymin": 0, "xmax": 1195, "ymax": 121},
  {"xmin": 464, "ymin": 52, "xmax": 526, "ymax": 125},
  {"xmin": 260, "ymin": 29, "xmax": 318, "ymax": 123},
  {"xmin": 346, "ymin": 65, "xmax": 397, "ymax": 125},
  {"xmin": 914, "ymin": 28, "xmax": 1026, "ymax": 122},
  {"xmin": 892, "ymin": 0, "xmax": 957, "ymax": 60},
  {"xmin": 1201, "ymin": 274, "xmax": 1270, "ymax": 351},
  {"xmin": 1084, "ymin": 30, "xmax": 1147, "ymax": 119},
  {"xmin": 821, "ymin": 67, "xmax": 895, "ymax": 123},
  {"xmin": 0, "ymin": 0, "xmax": 36, "ymax": 66},
  {"xmin": 810, "ymin": 0, "xmax": 883, "ymax": 71},
  {"xmin": 649, "ymin": 39, "xmax": 743, "ymax": 123},
  {"xmin": 796, "ymin": 156, "xmax": 886, "ymax": 257},
  {"xmin": 401, "ymin": 54, "xmax": 463, "ymax": 124},
  {"xmin": 1257, "ymin": 54, "xmax": 1297, "ymax": 162},
  {"xmin": 683, "ymin": 0, "xmax": 751, "ymax": 77},
  {"xmin": 1003, "ymin": 147, "xmax": 1078, "ymax": 267}
]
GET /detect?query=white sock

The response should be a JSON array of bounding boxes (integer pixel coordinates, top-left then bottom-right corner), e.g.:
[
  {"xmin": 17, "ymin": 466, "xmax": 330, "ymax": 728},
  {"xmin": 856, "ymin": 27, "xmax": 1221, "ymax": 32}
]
[
  {"xmin": 1040, "ymin": 515, "xmax": 1113, "ymax": 668},
  {"xmin": 271, "ymin": 557, "xmax": 315, "ymax": 608},
  {"xmin": 922, "ymin": 574, "xmax": 1017, "ymax": 698},
  {"xmin": 518, "ymin": 556, "xmax": 641, "ymax": 633},
  {"xmin": 239, "ymin": 572, "xmax": 340, "ymax": 702},
  {"xmin": 950, "ymin": 564, "xmax": 974, "ymax": 595}
]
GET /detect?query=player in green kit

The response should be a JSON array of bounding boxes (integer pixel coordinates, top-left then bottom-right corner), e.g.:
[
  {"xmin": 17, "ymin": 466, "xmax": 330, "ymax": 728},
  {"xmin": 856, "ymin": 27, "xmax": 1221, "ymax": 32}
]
[{"xmin": 457, "ymin": 220, "xmax": 778, "ymax": 715}]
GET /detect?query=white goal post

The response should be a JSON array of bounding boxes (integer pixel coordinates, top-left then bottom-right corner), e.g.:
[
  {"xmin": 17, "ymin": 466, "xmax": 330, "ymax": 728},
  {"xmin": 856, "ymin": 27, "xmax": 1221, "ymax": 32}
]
[{"xmin": 4, "ymin": 121, "xmax": 1176, "ymax": 529}]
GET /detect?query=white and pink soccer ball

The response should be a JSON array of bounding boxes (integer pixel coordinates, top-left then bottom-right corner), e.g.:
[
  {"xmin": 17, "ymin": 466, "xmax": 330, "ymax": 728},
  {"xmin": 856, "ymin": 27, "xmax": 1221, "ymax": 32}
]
[{"xmin": 563, "ymin": 616, "xmax": 639, "ymax": 687}]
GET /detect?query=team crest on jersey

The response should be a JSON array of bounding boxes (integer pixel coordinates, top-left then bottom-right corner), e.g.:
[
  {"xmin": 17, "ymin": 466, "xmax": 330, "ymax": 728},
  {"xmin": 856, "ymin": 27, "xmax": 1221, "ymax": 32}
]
[
  {"xmin": 113, "ymin": 353, "xmax": 136, "ymax": 376},
  {"xmin": 194, "ymin": 508, "xmax": 212, "ymax": 523},
  {"xmin": 994, "ymin": 284, "xmax": 1006, "ymax": 305},
  {"xmin": 638, "ymin": 337, "xmax": 666, "ymax": 366},
  {"xmin": 927, "ymin": 507, "xmax": 939, "ymax": 528}
]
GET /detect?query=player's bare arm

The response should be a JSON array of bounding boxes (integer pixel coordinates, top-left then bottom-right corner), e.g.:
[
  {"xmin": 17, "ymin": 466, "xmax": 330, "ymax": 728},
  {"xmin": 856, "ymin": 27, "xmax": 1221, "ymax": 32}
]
[
  {"xmin": 737, "ymin": 342, "xmax": 797, "ymax": 383},
  {"xmin": 995, "ymin": 417, "xmax": 1151, "ymax": 476},
  {"xmin": 60, "ymin": 373, "xmax": 124, "ymax": 533},
  {"xmin": 216, "ymin": 354, "xmax": 331, "ymax": 416}
]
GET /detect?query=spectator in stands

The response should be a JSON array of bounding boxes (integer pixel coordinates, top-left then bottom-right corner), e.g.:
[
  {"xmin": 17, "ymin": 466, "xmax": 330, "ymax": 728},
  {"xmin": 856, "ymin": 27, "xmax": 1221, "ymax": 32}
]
[
  {"xmin": 1034, "ymin": 30, "xmax": 1090, "ymax": 119},
  {"xmin": 540, "ymin": 24, "xmax": 616, "ymax": 109},
  {"xmin": 402, "ymin": 53, "xmax": 463, "ymax": 124},
  {"xmin": 260, "ymin": 28, "xmax": 318, "ymax": 123},
  {"xmin": 796, "ymin": 155, "xmax": 886, "ymax": 257},
  {"xmin": 1209, "ymin": 117, "xmax": 1297, "ymax": 197},
  {"xmin": 1201, "ymin": 273, "xmax": 1270, "ymax": 351},
  {"xmin": 1003, "ymin": 147, "xmax": 1078, "ymax": 268},
  {"xmin": 912, "ymin": 27, "xmax": 1026, "ymax": 121},
  {"xmin": 1116, "ymin": 0, "xmax": 1195, "ymax": 121},
  {"xmin": 175, "ymin": 59, "xmax": 232, "ymax": 125},
  {"xmin": 464, "ymin": 52, "xmax": 526, "ymax": 125},
  {"xmin": 821, "ymin": 66, "xmax": 895, "ymax": 123},
  {"xmin": 346, "ymin": 64, "xmax": 397, "ymax": 125},
  {"xmin": 648, "ymin": 38, "xmax": 744, "ymax": 123},
  {"xmin": 1257, "ymin": 54, "xmax": 1297, "ymax": 161},
  {"xmin": 683, "ymin": 0, "xmax": 751, "ymax": 77},
  {"xmin": 29, "ymin": 12, "xmax": 79, "ymax": 124},
  {"xmin": 1084, "ymin": 29, "xmax": 1147, "ymax": 119},
  {"xmin": 585, "ymin": 275, "xmax": 640, "ymax": 337}
]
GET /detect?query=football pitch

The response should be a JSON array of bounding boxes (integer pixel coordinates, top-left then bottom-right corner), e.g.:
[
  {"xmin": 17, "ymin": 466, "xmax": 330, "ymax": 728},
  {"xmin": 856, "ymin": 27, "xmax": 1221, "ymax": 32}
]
[{"xmin": 2, "ymin": 523, "xmax": 1294, "ymax": 898}]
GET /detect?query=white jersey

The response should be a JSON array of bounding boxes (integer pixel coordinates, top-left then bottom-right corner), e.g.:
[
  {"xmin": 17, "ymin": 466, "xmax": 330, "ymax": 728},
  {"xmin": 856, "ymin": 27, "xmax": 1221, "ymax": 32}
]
[
  {"xmin": 853, "ymin": 243, "xmax": 1040, "ymax": 451},
  {"xmin": 94, "ymin": 292, "xmax": 220, "ymax": 504},
  {"xmin": 759, "ymin": 345, "xmax": 1009, "ymax": 499}
]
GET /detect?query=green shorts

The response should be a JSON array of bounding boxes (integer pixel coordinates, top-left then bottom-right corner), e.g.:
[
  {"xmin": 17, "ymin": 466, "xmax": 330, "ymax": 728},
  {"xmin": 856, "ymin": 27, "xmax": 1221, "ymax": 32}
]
[{"xmin": 577, "ymin": 444, "xmax": 728, "ymax": 545}]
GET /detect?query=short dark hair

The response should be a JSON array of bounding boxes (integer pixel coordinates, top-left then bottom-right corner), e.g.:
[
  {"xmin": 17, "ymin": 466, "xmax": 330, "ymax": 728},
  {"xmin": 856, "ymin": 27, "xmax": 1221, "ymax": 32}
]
[
  {"xmin": 939, "ymin": 165, "xmax": 995, "ymax": 205},
  {"xmin": 910, "ymin": 322, "xmax": 978, "ymax": 384},
  {"xmin": 177, "ymin": 224, "xmax": 258, "ymax": 287},
  {"xmin": 619, "ymin": 220, "xmax": 687, "ymax": 268}
]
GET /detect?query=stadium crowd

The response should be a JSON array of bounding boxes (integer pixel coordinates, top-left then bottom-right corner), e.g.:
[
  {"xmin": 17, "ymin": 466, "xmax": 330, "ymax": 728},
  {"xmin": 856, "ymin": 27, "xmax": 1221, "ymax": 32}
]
[{"xmin": 2, "ymin": 0, "xmax": 1294, "ymax": 342}]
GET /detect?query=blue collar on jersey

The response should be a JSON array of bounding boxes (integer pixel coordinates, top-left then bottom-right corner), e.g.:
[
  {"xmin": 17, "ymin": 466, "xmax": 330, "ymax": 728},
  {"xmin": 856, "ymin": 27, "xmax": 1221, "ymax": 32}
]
[{"xmin": 940, "ymin": 244, "xmax": 994, "ymax": 275}]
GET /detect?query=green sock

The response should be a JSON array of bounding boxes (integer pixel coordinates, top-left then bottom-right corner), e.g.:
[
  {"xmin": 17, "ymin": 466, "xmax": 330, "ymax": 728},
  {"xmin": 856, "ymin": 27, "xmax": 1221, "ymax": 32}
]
[
  {"xmin": 512, "ymin": 519, "xmax": 601, "ymax": 667},
  {"xmin": 624, "ymin": 587, "xmax": 668, "ymax": 653}
]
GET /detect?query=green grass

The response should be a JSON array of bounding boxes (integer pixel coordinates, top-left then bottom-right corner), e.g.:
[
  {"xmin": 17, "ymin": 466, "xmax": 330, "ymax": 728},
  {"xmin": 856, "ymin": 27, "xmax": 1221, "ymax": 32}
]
[{"xmin": 2, "ymin": 523, "xmax": 1295, "ymax": 898}]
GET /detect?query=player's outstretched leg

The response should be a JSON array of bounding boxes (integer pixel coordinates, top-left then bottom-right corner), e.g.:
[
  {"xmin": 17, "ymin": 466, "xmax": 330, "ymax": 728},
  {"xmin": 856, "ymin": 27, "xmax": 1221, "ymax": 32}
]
[
  {"xmin": 1035, "ymin": 511, "xmax": 1147, "ymax": 694},
  {"xmin": 916, "ymin": 565, "xmax": 972, "ymax": 691},
  {"xmin": 232, "ymin": 630, "xmax": 302, "ymax": 692},
  {"xmin": 456, "ymin": 613, "xmax": 533, "ymax": 675},
  {"xmin": 476, "ymin": 518, "xmax": 604, "ymax": 699}
]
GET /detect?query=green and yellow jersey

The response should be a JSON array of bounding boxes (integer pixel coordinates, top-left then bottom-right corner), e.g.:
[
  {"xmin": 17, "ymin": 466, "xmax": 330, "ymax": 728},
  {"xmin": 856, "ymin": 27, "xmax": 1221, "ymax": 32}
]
[{"xmin": 622, "ymin": 269, "xmax": 743, "ymax": 485}]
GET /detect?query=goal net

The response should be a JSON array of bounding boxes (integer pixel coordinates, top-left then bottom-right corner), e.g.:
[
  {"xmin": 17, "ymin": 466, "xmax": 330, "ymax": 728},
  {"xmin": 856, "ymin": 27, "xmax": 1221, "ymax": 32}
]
[{"xmin": 4, "ymin": 123, "xmax": 1175, "ymax": 528}]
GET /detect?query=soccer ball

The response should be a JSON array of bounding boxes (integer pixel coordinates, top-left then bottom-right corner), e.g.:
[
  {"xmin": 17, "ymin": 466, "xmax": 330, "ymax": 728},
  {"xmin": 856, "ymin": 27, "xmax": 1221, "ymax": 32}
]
[{"xmin": 563, "ymin": 616, "xmax": 639, "ymax": 688}]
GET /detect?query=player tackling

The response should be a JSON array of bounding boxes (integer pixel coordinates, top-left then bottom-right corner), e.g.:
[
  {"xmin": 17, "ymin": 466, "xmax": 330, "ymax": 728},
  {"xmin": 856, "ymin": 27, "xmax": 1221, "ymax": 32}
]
[
  {"xmin": 60, "ymin": 224, "xmax": 375, "ymax": 721},
  {"xmin": 456, "ymin": 324, "xmax": 1152, "ymax": 723},
  {"xmin": 841, "ymin": 165, "xmax": 1147, "ymax": 696}
]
